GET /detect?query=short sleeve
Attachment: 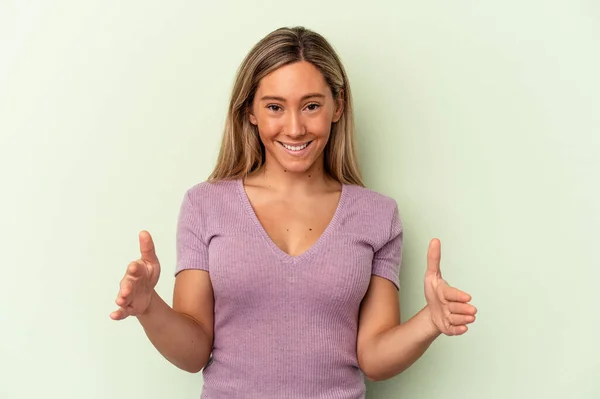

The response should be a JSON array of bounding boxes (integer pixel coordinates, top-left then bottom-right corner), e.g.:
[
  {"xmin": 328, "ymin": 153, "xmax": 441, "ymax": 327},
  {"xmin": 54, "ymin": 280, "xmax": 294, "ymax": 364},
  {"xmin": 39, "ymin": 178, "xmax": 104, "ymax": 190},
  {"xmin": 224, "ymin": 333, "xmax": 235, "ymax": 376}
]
[
  {"xmin": 175, "ymin": 190, "xmax": 210, "ymax": 275},
  {"xmin": 371, "ymin": 202, "xmax": 403, "ymax": 290}
]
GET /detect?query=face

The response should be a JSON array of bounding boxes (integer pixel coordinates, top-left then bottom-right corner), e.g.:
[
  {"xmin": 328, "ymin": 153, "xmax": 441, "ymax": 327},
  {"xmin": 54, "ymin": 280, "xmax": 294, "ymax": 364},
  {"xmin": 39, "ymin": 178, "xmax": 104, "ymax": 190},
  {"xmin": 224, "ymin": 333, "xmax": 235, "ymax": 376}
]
[{"xmin": 248, "ymin": 61, "xmax": 343, "ymax": 175}]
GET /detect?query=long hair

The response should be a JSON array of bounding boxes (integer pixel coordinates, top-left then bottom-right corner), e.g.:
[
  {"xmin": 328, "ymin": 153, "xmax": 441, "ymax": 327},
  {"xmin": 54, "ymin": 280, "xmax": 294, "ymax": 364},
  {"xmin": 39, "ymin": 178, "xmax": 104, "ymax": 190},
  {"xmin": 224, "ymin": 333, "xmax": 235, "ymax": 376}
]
[{"xmin": 208, "ymin": 26, "xmax": 364, "ymax": 187}]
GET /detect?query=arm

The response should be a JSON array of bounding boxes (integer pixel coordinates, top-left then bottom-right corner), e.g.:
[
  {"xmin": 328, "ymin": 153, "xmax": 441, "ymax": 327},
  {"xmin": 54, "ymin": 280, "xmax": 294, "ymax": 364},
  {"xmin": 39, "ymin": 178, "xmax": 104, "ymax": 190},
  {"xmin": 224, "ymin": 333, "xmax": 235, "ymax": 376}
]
[
  {"xmin": 357, "ymin": 239, "xmax": 477, "ymax": 382},
  {"xmin": 137, "ymin": 269, "xmax": 214, "ymax": 373},
  {"xmin": 357, "ymin": 276, "xmax": 440, "ymax": 382}
]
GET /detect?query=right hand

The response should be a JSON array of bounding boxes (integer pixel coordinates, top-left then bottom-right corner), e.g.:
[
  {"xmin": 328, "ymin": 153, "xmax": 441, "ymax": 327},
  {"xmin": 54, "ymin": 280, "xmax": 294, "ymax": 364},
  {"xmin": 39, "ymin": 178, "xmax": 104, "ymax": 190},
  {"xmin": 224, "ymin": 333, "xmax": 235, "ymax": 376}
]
[{"xmin": 110, "ymin": 230, "xmax": 161, "ymax": 320}]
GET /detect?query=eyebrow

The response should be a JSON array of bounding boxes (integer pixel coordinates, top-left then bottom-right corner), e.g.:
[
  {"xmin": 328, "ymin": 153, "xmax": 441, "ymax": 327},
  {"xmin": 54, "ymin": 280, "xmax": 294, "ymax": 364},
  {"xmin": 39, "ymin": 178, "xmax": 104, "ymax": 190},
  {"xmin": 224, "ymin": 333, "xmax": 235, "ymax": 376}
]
[{"xmin": 259, "ymin": 93, "xmax": 326, "ymax": 102}]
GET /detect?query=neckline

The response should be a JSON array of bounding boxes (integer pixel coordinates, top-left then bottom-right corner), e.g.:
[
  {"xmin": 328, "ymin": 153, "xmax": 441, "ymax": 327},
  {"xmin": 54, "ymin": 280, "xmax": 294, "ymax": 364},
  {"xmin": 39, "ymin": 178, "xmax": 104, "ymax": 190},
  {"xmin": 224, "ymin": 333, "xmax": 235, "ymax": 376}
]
[{"xmin": 236, "ymin": 178, "xmax": 348, "ymax": 265}]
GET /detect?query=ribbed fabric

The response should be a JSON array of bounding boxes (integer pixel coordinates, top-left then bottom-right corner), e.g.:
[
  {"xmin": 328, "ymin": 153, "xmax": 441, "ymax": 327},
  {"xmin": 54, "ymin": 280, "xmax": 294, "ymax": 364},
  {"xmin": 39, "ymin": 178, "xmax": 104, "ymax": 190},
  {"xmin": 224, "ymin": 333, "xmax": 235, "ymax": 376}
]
[{"xmin": 175, "ymin": 178, "xmax": 403, "ymax": 399}]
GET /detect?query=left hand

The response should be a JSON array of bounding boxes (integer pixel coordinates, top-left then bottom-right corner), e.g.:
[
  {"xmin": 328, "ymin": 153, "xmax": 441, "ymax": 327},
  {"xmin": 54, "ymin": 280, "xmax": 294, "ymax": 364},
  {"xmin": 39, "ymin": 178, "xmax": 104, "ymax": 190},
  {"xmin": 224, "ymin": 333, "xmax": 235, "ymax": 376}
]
[{"xmin": 424, "ymin": 238, "xmax": 477, "ymax": 336}]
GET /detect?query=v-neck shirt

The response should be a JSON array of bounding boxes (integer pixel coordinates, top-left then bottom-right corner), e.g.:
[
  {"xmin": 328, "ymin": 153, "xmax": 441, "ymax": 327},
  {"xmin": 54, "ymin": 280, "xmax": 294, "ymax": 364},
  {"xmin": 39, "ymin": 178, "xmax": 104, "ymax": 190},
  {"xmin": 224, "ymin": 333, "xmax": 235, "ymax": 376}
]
[{"xmin": 175, "ymin": 178, "xmax": 403, "ymax": 399}]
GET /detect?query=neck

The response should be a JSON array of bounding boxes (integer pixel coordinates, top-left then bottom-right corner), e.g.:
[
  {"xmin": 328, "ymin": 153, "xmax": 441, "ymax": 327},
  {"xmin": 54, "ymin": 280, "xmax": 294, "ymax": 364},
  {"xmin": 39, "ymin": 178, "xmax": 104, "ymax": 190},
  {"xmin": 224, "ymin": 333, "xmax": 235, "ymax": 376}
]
[{"xmin": 248, "ymin": 157, "xmax": 335, "ymax": 195}]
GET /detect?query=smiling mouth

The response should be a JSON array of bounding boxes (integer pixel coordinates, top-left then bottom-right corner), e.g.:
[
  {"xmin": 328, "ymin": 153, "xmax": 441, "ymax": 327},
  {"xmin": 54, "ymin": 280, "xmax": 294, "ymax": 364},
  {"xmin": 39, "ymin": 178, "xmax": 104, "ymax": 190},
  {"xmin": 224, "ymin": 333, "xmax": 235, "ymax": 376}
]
[{"xmin": 279, "ymin": 141, "xmax": 312, "ymax": 152}]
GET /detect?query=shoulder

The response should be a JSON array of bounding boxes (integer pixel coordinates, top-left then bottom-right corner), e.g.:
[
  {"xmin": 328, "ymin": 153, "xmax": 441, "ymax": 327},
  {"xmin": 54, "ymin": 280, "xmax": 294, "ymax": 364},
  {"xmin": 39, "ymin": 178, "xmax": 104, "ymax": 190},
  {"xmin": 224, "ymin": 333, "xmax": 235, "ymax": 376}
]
[
  {"xmin": 178, "ymin": 179, "xmax": 244, "ymax": 236},
  {"xmin": 184, "ymin": 178, "xmax": 240, "ymax": 207},
  {"xmin": 341, "ymin": 184, "xmax": 402, "ymax": 243},
  {"xmin": 343, "ymin": 184, "xmax": 399, "ymax": 219}
]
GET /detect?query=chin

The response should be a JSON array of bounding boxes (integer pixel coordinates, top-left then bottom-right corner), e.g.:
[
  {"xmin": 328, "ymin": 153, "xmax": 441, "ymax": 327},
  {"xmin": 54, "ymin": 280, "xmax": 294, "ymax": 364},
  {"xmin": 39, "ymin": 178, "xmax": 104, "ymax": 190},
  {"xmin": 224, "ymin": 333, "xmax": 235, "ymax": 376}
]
[{"xmin": 277, "ymin": 159, "xmax": 317, "ymax": 174}]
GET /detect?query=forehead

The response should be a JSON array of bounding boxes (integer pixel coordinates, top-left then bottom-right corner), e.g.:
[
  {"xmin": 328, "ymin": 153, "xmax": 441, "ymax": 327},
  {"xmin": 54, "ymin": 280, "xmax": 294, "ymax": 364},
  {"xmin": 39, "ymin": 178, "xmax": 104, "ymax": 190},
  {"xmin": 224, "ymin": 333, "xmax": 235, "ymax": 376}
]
[{"xmin": 256, "ymin": 61, "xmax": 330, "ymax": 99}]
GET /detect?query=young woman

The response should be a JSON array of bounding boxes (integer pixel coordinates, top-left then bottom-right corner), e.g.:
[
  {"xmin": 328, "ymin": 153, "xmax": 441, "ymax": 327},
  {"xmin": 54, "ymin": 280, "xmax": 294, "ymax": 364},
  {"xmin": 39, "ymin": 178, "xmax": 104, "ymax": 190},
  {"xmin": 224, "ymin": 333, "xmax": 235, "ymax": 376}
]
[{"xmin": 110, "ymin": 26, "xmax": 477, "ymax": 398}]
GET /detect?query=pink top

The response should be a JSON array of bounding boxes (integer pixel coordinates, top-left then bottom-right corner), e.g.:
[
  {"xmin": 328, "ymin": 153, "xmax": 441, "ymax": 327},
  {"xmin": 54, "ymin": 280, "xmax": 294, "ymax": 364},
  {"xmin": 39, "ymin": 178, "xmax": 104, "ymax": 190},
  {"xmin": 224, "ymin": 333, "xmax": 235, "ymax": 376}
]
[{"xmin": 175, "ymin": 178, "xmax": 403, "ymax": 399}]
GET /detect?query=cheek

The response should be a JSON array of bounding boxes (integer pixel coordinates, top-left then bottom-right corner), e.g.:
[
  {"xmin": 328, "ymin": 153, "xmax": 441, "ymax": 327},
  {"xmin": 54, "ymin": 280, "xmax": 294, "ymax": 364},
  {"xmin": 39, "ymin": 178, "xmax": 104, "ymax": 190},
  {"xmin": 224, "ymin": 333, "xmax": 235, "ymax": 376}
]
[
  {"xmin": 308, "ymin": 116, "xmax": 334, "ymax": 138},
  {"xmin": 256, "ymin": 118, "xmax": 282, "ymax": 139}
]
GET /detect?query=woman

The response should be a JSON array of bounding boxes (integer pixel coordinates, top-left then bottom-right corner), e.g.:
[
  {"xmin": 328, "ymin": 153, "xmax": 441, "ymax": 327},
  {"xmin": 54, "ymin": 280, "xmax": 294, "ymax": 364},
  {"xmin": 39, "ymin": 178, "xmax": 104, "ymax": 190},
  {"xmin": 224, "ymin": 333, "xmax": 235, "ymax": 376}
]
[{"xmin": 110, "ymin": 26, "xmax": 477, "ymax": 398}]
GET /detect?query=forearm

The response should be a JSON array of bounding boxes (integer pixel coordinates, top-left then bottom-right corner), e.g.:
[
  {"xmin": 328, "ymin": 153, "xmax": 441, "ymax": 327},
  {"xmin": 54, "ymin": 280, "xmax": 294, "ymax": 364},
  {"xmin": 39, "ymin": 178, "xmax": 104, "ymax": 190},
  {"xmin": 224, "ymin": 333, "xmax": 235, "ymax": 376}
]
[
  {"xmin": 362, "ymin": 305, "xmax": 441, "ymax": 381},
  {"xmin": 136, "ymin": 291, "xmax": 213, "ymax": 373}
]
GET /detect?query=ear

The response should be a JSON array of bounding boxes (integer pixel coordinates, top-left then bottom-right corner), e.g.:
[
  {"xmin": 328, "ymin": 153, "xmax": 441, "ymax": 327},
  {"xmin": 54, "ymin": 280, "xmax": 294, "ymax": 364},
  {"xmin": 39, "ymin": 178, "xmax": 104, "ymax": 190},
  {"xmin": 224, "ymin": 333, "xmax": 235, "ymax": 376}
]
[
  {"xmin": 248, "ymin": 107, "xmax": 258, "ymax": 125},
  {"xmin": 332, "ymin": 89, "xmax": 345, "ymax": 123}
]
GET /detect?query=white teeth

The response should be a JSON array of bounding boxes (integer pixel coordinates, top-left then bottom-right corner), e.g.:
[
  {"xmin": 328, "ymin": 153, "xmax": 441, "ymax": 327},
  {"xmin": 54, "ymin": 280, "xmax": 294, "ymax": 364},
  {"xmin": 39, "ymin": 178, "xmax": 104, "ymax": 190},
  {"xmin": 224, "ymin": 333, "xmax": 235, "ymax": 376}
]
[{"xmin": 281, "ymin": 142, "xmax": 309, "ymax": 151}]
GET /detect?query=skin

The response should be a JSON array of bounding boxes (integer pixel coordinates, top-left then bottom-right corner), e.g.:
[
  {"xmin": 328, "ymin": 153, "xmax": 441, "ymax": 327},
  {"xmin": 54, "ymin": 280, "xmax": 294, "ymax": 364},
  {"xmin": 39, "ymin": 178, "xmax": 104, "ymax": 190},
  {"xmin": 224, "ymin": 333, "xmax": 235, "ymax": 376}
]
[
  {"xmin": 110, "ymin": 60, "xmax": 477, "ymax": 381},
  {"xmin": 244, "ymin": 61, "xmax": 345, "ymax": 257},
  {"xmin": 248, "ymin": 60, "xmax": 343, "ymax": 179}
]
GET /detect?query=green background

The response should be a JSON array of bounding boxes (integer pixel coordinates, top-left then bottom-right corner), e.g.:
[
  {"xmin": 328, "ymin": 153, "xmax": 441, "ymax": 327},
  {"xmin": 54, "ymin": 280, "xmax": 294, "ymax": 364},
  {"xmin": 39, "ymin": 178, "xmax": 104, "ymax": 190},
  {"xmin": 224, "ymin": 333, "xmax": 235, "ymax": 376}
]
[{"xmin": 1, "ymin": 1, "xmax": 598, "ymax": 398}]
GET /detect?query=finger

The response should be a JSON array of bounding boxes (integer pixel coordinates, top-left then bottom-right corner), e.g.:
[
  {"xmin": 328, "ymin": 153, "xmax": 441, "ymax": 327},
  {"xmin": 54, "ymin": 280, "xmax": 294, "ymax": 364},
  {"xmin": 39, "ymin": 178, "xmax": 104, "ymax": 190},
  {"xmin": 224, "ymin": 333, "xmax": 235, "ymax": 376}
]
[
  {"xmin": 426, "ymin": 238, "xmax": 441, "ymax": 276},
  {"xmin": 116, "ymin": 279, "xmax": 134, "ymax": 307},
  {"xmin": 443, "ymin": 285, "xmax": 471, "ymax": 303},
  {"xmin": 448, "ymin": 313, "xmax": 476, "ymax": 326},
  {"xmin": 139, "ymin": 230, "xmax": 159, "ymax": 265},
  {"xmin": 446, "ymin": 325, "xmax": 468, "ymax": 336},
  {"xmin": 110, "ymin": 307, "xmax": 130, "ymax": 321},
  {"xmin": 448, "ymin": 302, "xmax": 478, "ymax": 315},
  {"xmin": 126, "ymin": 260, "xmax": 146, "ymax": 279},
  {"xmin": 115, "ymin": 294, "xmax": 132, "ymax": 308}
]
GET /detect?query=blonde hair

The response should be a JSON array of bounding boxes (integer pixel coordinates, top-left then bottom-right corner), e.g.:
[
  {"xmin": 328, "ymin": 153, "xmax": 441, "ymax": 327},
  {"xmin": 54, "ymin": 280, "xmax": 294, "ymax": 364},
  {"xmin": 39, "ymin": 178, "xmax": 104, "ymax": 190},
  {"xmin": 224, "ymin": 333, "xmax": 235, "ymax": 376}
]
[{"xmin": 208, "ymin": 26, "xmax": 364, "ymax": 187}]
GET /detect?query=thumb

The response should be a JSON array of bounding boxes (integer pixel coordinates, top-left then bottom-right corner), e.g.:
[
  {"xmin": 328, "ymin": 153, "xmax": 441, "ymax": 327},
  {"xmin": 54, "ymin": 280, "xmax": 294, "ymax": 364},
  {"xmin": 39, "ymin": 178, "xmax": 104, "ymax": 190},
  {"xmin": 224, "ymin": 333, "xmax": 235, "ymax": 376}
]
[
  {"xmin": 426, "ymin": 238, "xmax": 442, "ymax": 276},
  {"xmin": 139, "ymin": 230, "xmax": 159, "ymax": 264}
]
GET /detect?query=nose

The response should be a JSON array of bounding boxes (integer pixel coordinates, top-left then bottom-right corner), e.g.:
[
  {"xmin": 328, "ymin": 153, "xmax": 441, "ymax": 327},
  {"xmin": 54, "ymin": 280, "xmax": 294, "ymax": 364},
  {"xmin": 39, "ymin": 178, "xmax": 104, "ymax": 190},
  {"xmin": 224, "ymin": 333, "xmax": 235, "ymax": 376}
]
[{"xmin": 286, "ymin": 111, "xmax": 306, "ymax": 138}]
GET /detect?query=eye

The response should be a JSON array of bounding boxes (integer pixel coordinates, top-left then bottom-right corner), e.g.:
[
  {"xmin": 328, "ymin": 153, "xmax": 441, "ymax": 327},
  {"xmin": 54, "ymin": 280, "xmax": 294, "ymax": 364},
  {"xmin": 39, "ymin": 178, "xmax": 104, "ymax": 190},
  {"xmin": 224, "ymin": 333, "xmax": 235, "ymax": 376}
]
[
  {"xmin": 267, "ymin": 104, "xmax": 282, "ymax": 112},
  {"xmin": 306, "ymin": 103, "xmax": 320, "ymax": 111}
]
